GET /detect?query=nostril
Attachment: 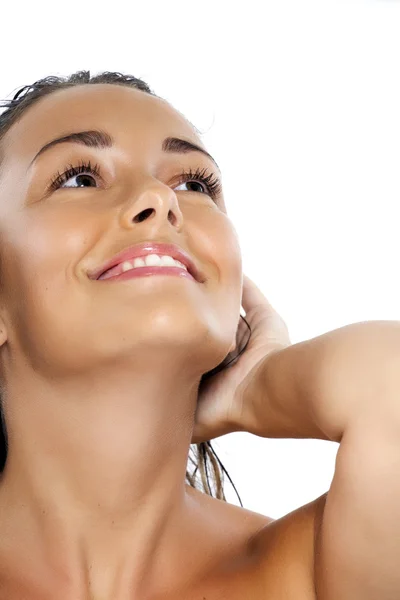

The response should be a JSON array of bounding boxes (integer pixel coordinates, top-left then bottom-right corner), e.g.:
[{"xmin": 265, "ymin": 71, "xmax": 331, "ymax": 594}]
[
  {"xmin": 134, "ymin": 208, "xmax": 154, "ymax": 223},
  {"xmin": 168, "ymin": 209, "xmax": 176, "ymax": 225}
]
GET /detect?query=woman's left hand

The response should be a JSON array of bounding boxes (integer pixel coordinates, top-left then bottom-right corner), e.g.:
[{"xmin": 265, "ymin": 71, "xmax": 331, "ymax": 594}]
[{"xmin": 192, "ymin": 274, "xmax": 292, "ymax": 444}]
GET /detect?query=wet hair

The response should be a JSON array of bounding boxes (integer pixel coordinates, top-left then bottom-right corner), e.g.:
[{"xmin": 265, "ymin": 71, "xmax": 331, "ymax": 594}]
[{"xmin": 0, "ymin": 70, "xmax": 252, "ymax": 507}]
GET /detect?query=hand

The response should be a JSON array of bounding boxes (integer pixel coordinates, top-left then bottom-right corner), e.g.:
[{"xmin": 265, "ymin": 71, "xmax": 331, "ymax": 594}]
[{"xmin": 192, "ymin": 274, "xmax": 292, "ymax": 444}]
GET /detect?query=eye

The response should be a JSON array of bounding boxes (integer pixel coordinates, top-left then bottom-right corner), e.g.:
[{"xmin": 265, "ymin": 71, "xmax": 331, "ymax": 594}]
[
  {"xmin": 175, "ymin": 181, "xmax": 204, "ymax": 193},
  {"xmin": 174, "ymin": 167, "xmax": 222, "ymax": 202},
  {"xmin": 48, "ymin": 160, "xmax": 101, "ymax": 192}
]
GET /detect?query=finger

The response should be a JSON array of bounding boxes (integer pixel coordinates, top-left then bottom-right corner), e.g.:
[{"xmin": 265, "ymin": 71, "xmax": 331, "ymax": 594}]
[{"xmin": 241, "ymin": 274, "xmax": 274, "ymax": 314}]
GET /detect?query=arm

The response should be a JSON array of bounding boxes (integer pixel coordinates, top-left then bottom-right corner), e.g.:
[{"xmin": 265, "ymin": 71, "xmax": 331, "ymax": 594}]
[
  {"xmin": 244, "ymin": 320, "xmax": 400, "ymax": 443},
  {"xmin": 248, "ymin": 320, "xmax": 400, "ymax": 600}
]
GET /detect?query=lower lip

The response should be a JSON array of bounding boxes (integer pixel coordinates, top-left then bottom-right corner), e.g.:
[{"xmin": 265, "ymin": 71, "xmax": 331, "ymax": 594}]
[{"xmin": 98, "ymin": 266, "xmax": 195, "ymax": 282}]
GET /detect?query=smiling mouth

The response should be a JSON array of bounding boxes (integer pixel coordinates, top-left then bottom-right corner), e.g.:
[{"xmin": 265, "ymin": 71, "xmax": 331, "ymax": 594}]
[
  {"xmin": 99, "ymin": 254, "xmax": 192, "ymax": 279},
  {"xmin": 88, "ymin": 242, "xmax": 205, "ymax": 283},
  {"xmin": 98, "ymin": 264, "xmax": 196, "ymax": 282}
]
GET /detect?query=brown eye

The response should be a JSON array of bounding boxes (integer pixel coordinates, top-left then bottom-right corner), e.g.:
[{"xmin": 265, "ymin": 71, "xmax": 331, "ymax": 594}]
[
  {"xmin": 62, "ymin": 173, "xmax": 97, "ymax": 188},
  {"xmin": 173, "ymin": 167, "xmax": 222, "ymax": 203},
  {"xmin": 175, "ymin": 180, "xmax": 206, "ymax": 194},
  {"xmin": 48, "ymin": 160, "xmax": 102, "ymax": 192}
]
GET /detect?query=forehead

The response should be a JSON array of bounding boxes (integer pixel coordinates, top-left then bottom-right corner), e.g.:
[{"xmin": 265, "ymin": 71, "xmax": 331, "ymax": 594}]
[{"xmin": 3, "ymin": 84, "xmax": 201, "ymax": 164}]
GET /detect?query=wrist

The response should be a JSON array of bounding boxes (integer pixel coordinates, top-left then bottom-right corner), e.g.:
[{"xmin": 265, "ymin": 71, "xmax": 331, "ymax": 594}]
[{"xmin": 238, "ymin": 346, "xmax": 289, "ymax": 438}]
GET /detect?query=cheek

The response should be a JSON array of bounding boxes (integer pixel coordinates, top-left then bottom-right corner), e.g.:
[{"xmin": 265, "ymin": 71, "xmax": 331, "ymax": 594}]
[
  {"xmin": 0, "ymin": 207, "xmax": 95, "ymax": 350},
  {"xmin": 201, "ymin": 214, "xmax": 243, "ymax": 339},
  {"xmin": 195, "ymin": 208, "xmax": 242, "ymax": 273},
  {"xmin": 3, "ymin": 205, "xmax": 94, "ymax": 285},
  {"xmin": 215, "ymin": 216, "xmax": 243, "ymax": 295}
]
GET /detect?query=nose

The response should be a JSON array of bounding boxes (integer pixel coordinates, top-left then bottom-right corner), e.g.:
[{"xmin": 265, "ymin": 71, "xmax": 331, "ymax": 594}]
[{"xmin": 119, "ymin": 180, "xmax": 184, "ymax": 231}]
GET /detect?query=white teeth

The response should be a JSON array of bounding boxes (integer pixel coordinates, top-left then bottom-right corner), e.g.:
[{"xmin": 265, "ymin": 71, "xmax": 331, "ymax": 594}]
[
  {"xmin": 159, "ymin": 255, "xmax": 176, "ymax": 267},
  {"xmin": 121, "ymin": 260, "xmax": 136, "ymax": 272},
  {"xmin": 120, "ymin": 254, "xmax": 188, "ymax": 274},
  {"xmin": 144, "ymin": 254, "xmax": 162, "ymax": 267},
  {"xmin": 174, "ymin": 260, "xmax": 187, "ymax": 269},
  {"xmin": 133, "ymin": 257, "xmax": 146, "ymax": 268}
]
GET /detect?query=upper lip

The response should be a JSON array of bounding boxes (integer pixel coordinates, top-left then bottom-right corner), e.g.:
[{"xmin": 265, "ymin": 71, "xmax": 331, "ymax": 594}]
[{"xmin": 87, "ymin": 241, "xmax": 204, "ymax": 282}]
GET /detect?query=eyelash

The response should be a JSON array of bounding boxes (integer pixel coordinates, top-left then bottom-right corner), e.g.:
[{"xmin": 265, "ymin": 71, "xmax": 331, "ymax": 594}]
[{"xmin": 48, "ymin": 160, "xmax": 223, "ymax": 202}]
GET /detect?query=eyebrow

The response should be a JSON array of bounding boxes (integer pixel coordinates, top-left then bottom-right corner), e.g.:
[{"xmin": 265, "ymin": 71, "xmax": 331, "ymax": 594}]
[{"xmin": 28, "ymin": 129, "xmax": 220, "ymax": 173}]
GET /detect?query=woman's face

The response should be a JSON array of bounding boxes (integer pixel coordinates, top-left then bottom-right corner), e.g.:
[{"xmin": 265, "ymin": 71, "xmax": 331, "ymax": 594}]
[{"xmin": 0, "ymin": 84, "xmax": 243, "ymax": 380}]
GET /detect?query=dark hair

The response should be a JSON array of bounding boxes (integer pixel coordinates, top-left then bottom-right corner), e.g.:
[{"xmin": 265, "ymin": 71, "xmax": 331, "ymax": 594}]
[{"xmin": 0, "ymin": 70, "xmax": 252, "ymax": 507}]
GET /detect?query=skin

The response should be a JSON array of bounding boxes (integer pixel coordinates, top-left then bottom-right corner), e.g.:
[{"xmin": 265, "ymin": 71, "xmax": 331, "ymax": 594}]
[{"xmin": 0, "ymin": 84, "xmax": 255, "ymax": 599}]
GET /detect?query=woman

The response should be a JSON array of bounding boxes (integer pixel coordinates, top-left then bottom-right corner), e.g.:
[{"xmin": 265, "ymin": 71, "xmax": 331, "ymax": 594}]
[{"xmin": 0, "ymin": 70, "xmax": 398, "ymax": 600}]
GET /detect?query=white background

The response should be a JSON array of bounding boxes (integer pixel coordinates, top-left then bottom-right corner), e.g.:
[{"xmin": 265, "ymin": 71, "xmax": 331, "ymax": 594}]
[{"xmin": 1, "ymin": 0, "xmax": 399, "ymax": 519}]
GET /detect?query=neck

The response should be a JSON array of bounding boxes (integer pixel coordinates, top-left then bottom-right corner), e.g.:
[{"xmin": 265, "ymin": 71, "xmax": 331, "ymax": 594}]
[{"xmin": 0, "ymin": 361, "xmax": 203, "ymax": 598}]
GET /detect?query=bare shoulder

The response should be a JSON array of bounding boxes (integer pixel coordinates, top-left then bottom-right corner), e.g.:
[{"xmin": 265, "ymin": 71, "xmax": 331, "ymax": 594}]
[
  {"xmin": 188, "ymin": 485, "xmax": 327, "ymax": 599},
  {"xmin": 254, "ymin": 492, "xmax": 328, "ymax": 598}
]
